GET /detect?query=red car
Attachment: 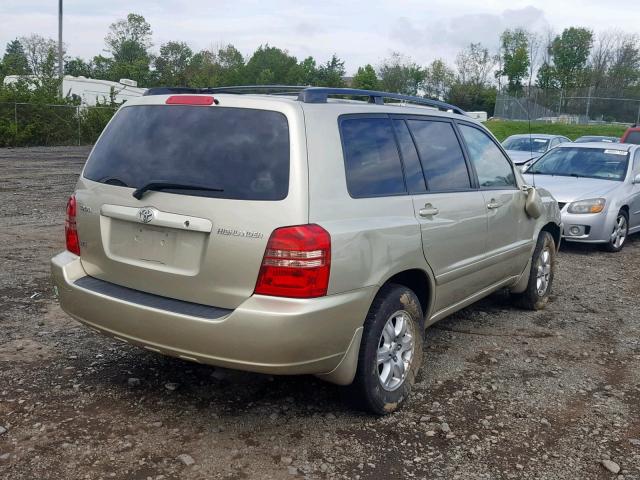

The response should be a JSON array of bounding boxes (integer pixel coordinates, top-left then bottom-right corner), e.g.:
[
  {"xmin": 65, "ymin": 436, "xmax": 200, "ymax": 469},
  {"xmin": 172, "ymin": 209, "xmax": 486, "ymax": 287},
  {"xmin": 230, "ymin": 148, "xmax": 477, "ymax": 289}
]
[{"xmin": 621, "ymin": 124, "xmax": 640, "ymax": 144}]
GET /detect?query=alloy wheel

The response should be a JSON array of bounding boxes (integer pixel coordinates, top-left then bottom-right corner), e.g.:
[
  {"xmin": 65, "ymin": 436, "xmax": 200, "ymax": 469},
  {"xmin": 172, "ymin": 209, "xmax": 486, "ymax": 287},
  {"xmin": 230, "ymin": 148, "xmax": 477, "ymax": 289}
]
[{"xmin": 377, "ymin": 310, "xmax": 415, "ymax": 391}]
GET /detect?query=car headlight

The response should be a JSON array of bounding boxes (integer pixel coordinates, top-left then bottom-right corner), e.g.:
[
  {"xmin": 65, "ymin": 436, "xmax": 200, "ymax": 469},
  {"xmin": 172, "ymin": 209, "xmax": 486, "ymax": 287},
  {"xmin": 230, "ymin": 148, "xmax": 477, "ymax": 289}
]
[{"xmin": 567, "ymin": 198, "xmax": 606, "ymax": 214}]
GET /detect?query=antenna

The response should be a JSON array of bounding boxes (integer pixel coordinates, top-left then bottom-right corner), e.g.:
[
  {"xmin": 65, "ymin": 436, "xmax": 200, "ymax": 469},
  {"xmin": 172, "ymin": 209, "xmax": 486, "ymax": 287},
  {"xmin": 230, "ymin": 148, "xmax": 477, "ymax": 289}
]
[{"xmin": 526, "ymin": 84, "xmax": 536, "ymax": 188}]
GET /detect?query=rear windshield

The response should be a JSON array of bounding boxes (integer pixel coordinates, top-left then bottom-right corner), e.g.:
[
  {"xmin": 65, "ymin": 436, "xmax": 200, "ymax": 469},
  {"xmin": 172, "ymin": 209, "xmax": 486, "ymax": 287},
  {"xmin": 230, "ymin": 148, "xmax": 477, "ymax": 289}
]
[
  {"xmin": 84, "ymin": 105, "xmax": 290, "ymax": 200},
  {"xmin": 502, "ymin": 137, "xmax": 549, "ymax": 153}
]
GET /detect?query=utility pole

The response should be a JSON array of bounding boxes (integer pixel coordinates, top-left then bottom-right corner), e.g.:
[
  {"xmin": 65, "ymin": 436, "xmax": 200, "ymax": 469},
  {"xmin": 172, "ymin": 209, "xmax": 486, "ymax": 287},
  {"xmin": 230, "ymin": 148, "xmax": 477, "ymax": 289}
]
[
  {"xmin": 58, "ymin": 0, "xmax": 63, "ymax": 98},
  {"xmin": 585, "ymin": 86, "xmax": 593, "ymax": 121}
]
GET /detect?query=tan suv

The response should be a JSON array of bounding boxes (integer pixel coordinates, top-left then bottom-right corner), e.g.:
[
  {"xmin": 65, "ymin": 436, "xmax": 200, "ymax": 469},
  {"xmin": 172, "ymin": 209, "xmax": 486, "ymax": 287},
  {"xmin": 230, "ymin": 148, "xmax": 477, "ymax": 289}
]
[{"xmin": 51, "ymin": 86, "xmax": 562, "ymax": 414}]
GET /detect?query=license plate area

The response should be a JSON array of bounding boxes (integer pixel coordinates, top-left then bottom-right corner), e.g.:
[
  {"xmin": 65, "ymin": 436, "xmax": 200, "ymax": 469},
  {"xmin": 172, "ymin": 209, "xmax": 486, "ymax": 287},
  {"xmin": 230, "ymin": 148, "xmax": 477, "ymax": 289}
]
[
  {"xmin": 130, "ymin": 224, "xmax": 176, "ymax": 264},
  {"xmin": 101, "ymin": 216, "xmax": 206, "ymax": 275}
]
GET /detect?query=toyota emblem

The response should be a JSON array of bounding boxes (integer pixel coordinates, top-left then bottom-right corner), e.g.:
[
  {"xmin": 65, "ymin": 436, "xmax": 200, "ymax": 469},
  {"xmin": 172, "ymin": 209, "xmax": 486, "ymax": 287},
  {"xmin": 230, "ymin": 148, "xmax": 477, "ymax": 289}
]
[{"xmin": 138, "ymin": 207, "xmax": 155, "ymax": 224}]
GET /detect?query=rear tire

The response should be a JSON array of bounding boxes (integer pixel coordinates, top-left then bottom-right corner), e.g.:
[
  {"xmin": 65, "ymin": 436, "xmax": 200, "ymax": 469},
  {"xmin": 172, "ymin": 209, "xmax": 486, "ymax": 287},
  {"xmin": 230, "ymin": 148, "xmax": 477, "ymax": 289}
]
[
  {"xmin": 513, "ymin": 231, "xmax": 556, "ymax": 310},
  {"xmin": 602, "ymin": 210, "xmax": 628, "ymax": 252},
  {"xmin": 347, "ymin": 284, "xmax": 424, "ymax": 415}
]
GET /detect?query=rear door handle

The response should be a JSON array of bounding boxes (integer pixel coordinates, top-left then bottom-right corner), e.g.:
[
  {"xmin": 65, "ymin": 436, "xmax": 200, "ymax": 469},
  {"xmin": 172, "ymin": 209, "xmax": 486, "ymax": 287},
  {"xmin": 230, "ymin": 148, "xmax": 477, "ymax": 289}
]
[
  {"xmin": 487, "ymin": 201, "xmax": 502, "ymax": 210},
  {"xmin": 419, "ymin": 205, "xmax": 439, "ymax": 217}
]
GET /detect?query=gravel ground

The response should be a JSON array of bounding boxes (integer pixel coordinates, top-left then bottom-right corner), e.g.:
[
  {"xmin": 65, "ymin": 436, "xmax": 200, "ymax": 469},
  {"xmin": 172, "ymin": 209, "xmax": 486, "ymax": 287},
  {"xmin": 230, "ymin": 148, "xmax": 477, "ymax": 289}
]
[{"xmin": 1, "ymin": 146, "xmax": 639, "ymax": 480}]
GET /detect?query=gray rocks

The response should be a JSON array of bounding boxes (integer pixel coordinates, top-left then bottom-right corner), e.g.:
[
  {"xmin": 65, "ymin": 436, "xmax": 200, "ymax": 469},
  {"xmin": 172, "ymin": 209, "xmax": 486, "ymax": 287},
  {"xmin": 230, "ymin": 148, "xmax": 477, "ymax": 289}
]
[
  {"xmin": 177, "ymin": 454, "xmax": 195, "ymax": 466},
  {"xmin": 601, "ymin": 459, "xmax": 620, "ymax": 474},
  {"xmin": 127, "ymin": 377, "xmax": 141, "ymax": 387},
  {"xmin": 0, "ymin": 426, "xmax": 7, "ymax": 435}
]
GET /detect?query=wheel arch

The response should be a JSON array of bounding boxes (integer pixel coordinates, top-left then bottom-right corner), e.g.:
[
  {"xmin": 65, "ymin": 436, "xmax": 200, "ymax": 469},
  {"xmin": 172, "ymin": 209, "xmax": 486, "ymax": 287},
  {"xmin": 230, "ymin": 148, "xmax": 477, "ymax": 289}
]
[
  {"xmin": 376, "ymin": 268, "xmax": 434, "ymax": 319},
  {"xmin": 540, "ymin": 221, "xmax": 561, "ymax": 251}
]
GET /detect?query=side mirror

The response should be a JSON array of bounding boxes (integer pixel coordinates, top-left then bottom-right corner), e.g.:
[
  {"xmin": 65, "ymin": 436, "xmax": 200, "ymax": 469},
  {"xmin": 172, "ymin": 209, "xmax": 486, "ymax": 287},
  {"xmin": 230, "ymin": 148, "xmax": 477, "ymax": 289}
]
[
  {"xmin": 633, "ymin": 173, "xmax": 640, "ymax": 184},
  {"xmin": 522, "ymin": 185, "xmax": 543, "ymax": 219}
]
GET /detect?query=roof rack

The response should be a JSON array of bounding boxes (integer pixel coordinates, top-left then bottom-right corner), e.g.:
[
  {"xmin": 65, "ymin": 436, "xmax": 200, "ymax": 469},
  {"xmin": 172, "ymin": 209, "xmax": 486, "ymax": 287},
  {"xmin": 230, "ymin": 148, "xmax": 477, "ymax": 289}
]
[
  {"xmin": 144, "ymin": 85, "xmax": 308, "ymax": 96},
  {"xmin": 297, "ymin": 87, "xmax": 466, "ymax": 115},
  {"xmin": 144, "ymin": 85, "xmax": 466, "ymax": 115}
]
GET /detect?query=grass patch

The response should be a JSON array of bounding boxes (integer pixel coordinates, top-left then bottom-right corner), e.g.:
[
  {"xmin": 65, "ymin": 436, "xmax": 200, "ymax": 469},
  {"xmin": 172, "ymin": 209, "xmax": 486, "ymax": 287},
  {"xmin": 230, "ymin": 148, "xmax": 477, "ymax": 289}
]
[{"xmin": 484, "ymin": 120, "xmax": 628, "ymax": 142}]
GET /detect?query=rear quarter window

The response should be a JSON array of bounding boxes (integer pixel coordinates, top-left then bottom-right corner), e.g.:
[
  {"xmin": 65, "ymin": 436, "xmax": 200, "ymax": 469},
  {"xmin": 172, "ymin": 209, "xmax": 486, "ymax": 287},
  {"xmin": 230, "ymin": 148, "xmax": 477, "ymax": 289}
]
[
  {"xmin": 339, "ymin": 117, "xmax": 407, "ymax": 198},
  {"xmin": 83, "ymin": 105, "xmax": 290, "ymax": 201}
]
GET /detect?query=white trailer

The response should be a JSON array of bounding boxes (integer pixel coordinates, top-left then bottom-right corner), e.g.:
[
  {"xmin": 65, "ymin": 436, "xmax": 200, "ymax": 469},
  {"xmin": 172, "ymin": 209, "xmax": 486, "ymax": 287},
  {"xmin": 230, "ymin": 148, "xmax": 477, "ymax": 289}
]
[{"xmin": 3, "ymin": 75, "xmax": 146, "ymax": 105}]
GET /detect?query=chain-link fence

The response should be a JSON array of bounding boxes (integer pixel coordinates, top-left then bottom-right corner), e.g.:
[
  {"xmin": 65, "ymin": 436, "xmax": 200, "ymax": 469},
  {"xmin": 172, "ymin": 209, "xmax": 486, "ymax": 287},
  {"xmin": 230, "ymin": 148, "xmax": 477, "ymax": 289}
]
[
  {"xmin": 0, "ymin": 102, "xmax": 118, "ymax": 148},
  {"xmin": 495, "ymin": 89, "xmax": 640, "ymax": 125}
]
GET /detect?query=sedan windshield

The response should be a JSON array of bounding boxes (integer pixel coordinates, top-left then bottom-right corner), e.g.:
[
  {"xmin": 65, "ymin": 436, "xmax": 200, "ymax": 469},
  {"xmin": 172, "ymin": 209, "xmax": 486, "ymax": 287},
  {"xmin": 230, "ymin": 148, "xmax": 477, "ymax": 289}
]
[
  {"xmin": 528, "ymin": 147, "xmax": 629, "ymax": 181},
  {"xmin": 502, "ymin": 137, "xmax": 549, "ymax": 153}
]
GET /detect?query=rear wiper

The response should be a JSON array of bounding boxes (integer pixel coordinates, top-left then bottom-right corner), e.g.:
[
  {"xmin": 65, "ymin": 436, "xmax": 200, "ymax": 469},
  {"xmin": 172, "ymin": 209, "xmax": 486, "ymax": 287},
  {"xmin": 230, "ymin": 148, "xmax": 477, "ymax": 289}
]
[
  {"xmin": 132, "ymin": 181, "xmax": 224, "ymax": 200},
  {"xmin": 99, "ymin": 176, "xmax": 130, "ymax": 187}
]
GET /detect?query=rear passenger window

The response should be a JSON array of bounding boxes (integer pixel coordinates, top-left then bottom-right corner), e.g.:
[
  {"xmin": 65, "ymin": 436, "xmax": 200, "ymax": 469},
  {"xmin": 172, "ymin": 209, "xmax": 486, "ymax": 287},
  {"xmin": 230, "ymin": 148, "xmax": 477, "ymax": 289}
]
[
  {"xmin": 458, "ymin": 124, "xmax": 516, "ymax": 189},
  {"xmin": 392, "ymin": 120, "xmax": 426, "ymax": 194},
  {"xmin": 407, "ymin": 120, "xmax": 471, "ymax": 191},
  {"xmin": 340, "ymin": 117, "xmax": 406, "ymax": 198}
]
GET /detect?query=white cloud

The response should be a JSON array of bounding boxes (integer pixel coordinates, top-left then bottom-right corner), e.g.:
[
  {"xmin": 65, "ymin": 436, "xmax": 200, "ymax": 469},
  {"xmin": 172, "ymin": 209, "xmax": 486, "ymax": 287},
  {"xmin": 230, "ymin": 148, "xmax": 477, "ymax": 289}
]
[{"xmin": 0, "ymin": 1, "xmax": 639, "ymax": 75}]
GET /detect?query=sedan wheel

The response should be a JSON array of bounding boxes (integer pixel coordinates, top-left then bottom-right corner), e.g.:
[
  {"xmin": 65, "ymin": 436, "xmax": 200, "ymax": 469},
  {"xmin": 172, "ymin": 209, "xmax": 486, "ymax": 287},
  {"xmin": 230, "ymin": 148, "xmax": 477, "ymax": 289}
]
[{"xmin": 604, "ymin": 211, "xmax": 629, "ymax": 252}]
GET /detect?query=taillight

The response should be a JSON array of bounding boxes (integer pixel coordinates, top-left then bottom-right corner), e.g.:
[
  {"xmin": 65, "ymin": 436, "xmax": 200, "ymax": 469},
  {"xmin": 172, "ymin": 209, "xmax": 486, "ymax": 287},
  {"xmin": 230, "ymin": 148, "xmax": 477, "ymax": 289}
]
[
  {"xmin": 165, "ymin": 95, "xmax": 215, "ymax": 105},
  {"xmin": 254, "ymin": 224, "xmax": 331, "ymax": 298},
  {"xmin": 65, "ymin": 194, "xmax": 80, "ymax": 255}
]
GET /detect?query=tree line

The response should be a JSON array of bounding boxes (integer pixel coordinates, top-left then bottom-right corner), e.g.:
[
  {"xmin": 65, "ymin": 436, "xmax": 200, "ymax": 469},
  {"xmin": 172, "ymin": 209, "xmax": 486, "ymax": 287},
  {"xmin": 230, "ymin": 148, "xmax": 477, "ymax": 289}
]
[{"xmin": 1, "ymin": 12, "xmax": 640, "ymax": 144}]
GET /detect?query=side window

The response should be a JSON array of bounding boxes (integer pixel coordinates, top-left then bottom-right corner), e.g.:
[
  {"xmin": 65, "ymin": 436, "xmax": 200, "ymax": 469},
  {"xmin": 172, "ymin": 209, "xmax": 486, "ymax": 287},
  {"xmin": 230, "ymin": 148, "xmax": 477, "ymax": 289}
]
[
  {"xmin": 406, "ymin": 120, "xmax": 471, "ymax": 191},
  {"xmin": 634, "ymin": 150, "xmax": 640, "ymax": 174},
  {"xmin": 550, "ymin": 138, "xmax": 559, "ymax": 148},
  {"xmin": 458, "ymin": 124, "xmax": 517, "ymax": 189},
  {"xmin": 392, "ymin": 120, "xmax": 426, "ymax": 194},
  {"xmin": 340, "ymin": 117, "xmax": 406, "ymax": 198}
]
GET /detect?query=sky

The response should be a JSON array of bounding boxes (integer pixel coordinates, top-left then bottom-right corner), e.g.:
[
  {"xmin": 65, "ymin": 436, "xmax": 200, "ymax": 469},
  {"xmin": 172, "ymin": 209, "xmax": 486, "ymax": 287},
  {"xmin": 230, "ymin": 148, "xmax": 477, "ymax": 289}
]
[{"xmin": 2, "ymin": 0, "xmax": 640, "ymax": 75}]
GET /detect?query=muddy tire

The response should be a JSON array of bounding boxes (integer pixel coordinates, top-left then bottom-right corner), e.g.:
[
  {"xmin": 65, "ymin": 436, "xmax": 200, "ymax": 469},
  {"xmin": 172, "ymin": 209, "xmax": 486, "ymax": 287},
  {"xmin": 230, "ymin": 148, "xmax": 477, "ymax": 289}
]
[
  {"xmin": 347, "ymin": 284, "xmax": 424, "ymax": 415},
  {"xmin": 513, "ymin": 231, "xmax": 556, "ymax": 310}
]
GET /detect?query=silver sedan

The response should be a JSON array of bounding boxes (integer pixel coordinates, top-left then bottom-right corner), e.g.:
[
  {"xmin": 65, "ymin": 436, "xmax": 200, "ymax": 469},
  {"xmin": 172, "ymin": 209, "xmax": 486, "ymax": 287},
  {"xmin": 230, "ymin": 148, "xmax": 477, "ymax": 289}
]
[
  {"xmin": 523, "ymin": 142, "xmax": 640, "ymax": 251},
  {"xmin": 502, "ymin": 134, "xmax": 571, "ymax": 168}
]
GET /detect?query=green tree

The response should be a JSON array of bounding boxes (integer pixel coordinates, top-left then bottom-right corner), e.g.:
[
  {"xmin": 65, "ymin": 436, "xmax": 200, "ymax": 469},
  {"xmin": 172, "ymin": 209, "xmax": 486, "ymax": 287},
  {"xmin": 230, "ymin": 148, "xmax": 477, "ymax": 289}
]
[
  {"xmin": 498, "ymin": 29, "xmax": 530, "ymax": 93},
  {"xmin": 20, "ymin": 34, "xmax": 59, "ymax": 79},
  {"xmin": 2, "ymin": 39, "xmax": 30, "ymax": 77},
  {"xmin": 352, "ymin": 64, "xmax": 379, "ymax": 90},
  {"xmin": 423, "ymin": 59, "xmax": 455, "ymax": 100},
  {"xmin": 154, "ymin": 41, "xmax": 193, "ymax": 86},
  {"xmin": 185, "ymin": 45, "xmax": 245, "ymax": 87},
  {"xmin": 455, "ymin": 43, "xmax": 496, "ymax": 87},
  {"xmin": 536, "ymin": 62, "xmax": 559, "ymax": 90},
  {"xmin": 91, "ymin": 55, "xmax": 114, "ymax": 80},
  {"xmin": 378, "ymin": 52, "xmax": 424, "ymax": 95},
  {"xmin": 65, "ymin": 57, "xmax": 92, "ymax": 77},
  {"xmin": 244, "ymin": 45, "xmax": 299, "ymax": 85},
  {"xmin": 215, "ymin": 44, "xmax": 245, "ymax": 85},
  {"xmin": 104, "ymin": 13, "xmax": 153, "ymax": 85},
  {"xmin": 316, "ymin": 54, "xmax": 345, "ymax": 87},
  {"xmin": 551, "ymin": 27, "xmax": 593, "ymax": 90},
  {"xmin": 296, "ymin": 56, "xmax": 318, "ymax": 85},
  {"xmin": 607, "ymin": 35, "xmax": 640, "ymax": 92}
]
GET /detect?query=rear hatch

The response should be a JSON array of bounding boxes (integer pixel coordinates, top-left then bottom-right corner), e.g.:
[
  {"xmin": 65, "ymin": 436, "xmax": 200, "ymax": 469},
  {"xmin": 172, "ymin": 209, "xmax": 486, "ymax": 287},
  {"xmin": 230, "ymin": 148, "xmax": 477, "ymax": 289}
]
[{"xmin": 74, "ymin": 95, "xmax": 308, "ymax": 309}]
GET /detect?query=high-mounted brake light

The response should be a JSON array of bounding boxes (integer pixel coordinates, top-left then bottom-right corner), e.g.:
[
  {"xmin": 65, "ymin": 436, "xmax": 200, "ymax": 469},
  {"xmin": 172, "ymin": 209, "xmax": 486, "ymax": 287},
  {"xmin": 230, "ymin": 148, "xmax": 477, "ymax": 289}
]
[
  {"xmin": 254, "ymin": 224, "xmax": 331, "ymax": 298},
  {"xmin": 65, "ymin": 194, "xmax": 80, "ymax": 255},
  {"xmin": 165, "ymin": 95, "xmax": 216, "ymax": 105}
]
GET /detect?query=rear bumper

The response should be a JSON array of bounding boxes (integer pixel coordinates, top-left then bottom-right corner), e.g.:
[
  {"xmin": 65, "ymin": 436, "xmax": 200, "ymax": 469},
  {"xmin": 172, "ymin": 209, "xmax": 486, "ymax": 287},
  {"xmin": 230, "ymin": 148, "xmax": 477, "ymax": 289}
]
[{"xmin": 51, "ymin": 251, "xmax": 374, "ymax": 377}]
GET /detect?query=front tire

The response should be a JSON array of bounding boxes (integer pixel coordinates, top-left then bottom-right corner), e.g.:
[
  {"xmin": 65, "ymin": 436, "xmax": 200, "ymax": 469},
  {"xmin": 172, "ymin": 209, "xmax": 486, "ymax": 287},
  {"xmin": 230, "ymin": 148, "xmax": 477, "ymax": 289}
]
[
  {"xmin": 513, "ymin": 231, "xmax": 556, "ymax": 310},
  {"xmin": 602, "ymin": 210, "xmax": 628, "ymax": 252},
  {"xmin": 348, "ymin": 284, "xmax": 424, "ymax": 415}
]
